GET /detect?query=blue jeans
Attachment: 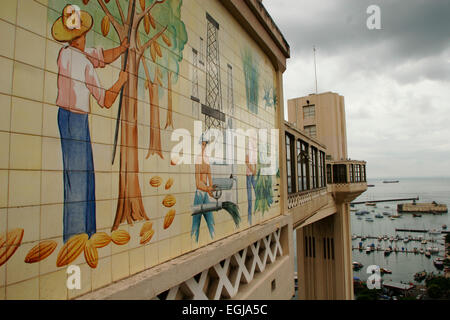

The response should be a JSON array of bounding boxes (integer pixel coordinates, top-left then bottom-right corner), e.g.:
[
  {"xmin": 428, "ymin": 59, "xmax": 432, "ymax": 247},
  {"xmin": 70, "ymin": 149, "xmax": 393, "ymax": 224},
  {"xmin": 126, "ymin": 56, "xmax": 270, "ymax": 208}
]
[
  {"xmin": 58, "ymin": 108, "xmax": 96, "ymax": 243},
  {"xmin": 246, "ymin": 175, "xmax": 256, "ymax": 225},
  {"xmin": 191, "ymin": 191, "xmax": 215, "ymax": 242}
]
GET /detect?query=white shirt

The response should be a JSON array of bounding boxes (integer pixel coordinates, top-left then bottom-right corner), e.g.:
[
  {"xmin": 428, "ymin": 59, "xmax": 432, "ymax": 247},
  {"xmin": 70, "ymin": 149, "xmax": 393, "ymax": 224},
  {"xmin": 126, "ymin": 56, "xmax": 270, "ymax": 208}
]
[{"xmin": 56, "ymin": 46, "xmax": 106, "ymax": 113}]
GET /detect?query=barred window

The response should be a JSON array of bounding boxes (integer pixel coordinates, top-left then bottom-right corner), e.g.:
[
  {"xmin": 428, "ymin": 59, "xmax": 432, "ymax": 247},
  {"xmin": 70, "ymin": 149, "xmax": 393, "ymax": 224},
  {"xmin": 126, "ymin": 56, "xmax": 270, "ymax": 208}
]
[{"xmin": 304, "ymin": 125, "xmax": 317, "ymax": 138}]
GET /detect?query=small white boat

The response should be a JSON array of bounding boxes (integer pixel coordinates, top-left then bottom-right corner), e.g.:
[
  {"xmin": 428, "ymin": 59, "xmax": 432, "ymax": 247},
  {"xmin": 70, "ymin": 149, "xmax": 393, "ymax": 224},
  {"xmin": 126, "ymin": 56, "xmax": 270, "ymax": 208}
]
[
  {"xmin": 365, "ymin": 246, "xmax": 372, "ymax": 253},
  {"xmin": 431, "ymin": 247, "xmax": 440, "ymax": 254},
  {"xmin": 421, "ymin": 239, "xmax": 427, "ymax": 244}
]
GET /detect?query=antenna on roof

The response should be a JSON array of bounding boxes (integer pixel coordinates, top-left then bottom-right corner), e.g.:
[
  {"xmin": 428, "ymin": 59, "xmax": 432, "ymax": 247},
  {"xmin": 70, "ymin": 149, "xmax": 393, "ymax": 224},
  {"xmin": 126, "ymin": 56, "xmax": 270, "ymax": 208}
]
[{"xmin": 313, "ymin": 45, "xmax": 318, "ymax": 94}]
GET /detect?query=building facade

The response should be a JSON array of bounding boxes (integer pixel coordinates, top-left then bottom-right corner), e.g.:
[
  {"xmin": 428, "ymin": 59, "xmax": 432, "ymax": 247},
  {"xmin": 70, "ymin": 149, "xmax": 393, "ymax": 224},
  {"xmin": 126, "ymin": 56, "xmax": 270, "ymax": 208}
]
[
  {"xmin": 286, "ymin": 92, "xmax": 367, "ymax": 299},
  {"xmin": 0, "ymin": 0, "xmax": 365, "ymax": 300}
]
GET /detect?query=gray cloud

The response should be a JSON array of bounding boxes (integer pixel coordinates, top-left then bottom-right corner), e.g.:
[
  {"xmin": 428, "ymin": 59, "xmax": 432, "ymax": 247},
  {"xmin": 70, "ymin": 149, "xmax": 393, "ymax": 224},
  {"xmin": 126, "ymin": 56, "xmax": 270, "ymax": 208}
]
[{"xmin": 263, "ymin": 0, "xmax": 450, "ymax": 178}]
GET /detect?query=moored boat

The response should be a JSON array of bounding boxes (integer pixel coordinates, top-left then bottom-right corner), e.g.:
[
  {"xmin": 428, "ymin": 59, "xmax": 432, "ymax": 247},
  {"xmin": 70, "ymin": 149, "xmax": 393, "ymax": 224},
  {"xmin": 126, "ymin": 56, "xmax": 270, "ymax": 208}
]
[
  {"xmin": 352, "ymin": 261, "xmax": 363, "ymax": 270},
  {"xmin": 380, "ymin": 267, "xmax": 392, "ymax": 274},
  {"xmin": 434, "ymin": 258, "xmax": 444, "ymax": 269},
  {"xmin": 414, "ymin": 271, "xmax": 427, "ymax": 282}
]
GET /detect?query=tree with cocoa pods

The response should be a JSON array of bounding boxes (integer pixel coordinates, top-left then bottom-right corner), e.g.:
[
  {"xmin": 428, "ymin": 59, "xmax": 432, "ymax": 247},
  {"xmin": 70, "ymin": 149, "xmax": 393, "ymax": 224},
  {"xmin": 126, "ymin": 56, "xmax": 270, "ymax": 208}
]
[{"xmin": 81, "ymin": 0, "xmax": 187, "ymax": 231}]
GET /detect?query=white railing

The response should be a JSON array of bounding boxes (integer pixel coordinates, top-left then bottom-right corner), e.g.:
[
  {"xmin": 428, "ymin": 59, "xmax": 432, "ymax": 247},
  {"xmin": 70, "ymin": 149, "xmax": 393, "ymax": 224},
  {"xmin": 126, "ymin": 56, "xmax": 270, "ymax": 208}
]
[
  {"xmin": 159, "ymin": 228, "xmax": 283, "ymax": 300},
  {"xmin": 287, "ymin": 188, "xmax": 327, "ymax": 209}
]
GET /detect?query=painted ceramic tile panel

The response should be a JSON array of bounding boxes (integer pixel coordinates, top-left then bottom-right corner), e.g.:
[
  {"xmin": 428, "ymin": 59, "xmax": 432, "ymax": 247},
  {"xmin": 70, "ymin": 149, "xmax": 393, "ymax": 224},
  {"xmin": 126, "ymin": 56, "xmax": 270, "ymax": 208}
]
[{"xmin": 0, "ymin": 0, "xmax": 280, "ymax": 299}]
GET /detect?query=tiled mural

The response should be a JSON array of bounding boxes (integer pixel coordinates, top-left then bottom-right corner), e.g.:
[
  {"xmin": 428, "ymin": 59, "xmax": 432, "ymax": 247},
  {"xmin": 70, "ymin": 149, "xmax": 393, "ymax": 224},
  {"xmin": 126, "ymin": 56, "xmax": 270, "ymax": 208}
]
[{"xmin": 0, "ymin": 0, "xmax": 280, "ymax": 299}]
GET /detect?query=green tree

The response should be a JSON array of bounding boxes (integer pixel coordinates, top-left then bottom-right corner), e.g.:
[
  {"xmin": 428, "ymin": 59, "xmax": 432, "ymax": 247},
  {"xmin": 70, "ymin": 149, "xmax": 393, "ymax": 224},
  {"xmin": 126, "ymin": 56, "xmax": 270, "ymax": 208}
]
[{"xmin": 72, "ymin": 0, "xmax": 187, "ymax": 230}]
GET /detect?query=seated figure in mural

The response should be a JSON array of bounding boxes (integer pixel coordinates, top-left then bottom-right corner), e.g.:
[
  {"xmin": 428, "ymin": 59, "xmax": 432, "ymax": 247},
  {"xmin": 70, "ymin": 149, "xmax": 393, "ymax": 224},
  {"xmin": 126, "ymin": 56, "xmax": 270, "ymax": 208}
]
[
  {"xmin": 51, "ymin": 5, "xmax": 128, "ymax": 242},
  {"xmin": 191, "ymin": 134, "xmax": 216, "ymax": 242}
]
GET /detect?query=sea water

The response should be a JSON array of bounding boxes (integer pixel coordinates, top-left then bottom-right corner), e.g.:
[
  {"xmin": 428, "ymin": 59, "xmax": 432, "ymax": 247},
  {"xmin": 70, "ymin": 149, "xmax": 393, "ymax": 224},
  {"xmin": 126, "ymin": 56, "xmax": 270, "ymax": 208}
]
[{"xmin": 351, "ymin": 177, "xmax": 450, "ymax": 284}]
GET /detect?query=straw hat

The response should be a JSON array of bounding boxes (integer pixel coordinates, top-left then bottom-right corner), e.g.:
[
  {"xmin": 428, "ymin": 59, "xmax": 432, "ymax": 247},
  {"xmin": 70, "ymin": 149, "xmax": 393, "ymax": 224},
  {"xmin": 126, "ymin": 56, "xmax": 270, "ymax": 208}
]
[{"xmin": 51, "ymin": 4, "xmax": 93, "ymax": 42}]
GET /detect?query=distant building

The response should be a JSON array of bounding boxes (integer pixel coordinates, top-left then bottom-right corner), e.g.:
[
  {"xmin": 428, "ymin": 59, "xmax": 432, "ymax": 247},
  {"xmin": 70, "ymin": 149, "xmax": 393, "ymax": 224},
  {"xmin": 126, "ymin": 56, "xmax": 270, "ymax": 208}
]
[{"xmin": 284, "ymin": 92, "xmax": 367, "ymax": 299}]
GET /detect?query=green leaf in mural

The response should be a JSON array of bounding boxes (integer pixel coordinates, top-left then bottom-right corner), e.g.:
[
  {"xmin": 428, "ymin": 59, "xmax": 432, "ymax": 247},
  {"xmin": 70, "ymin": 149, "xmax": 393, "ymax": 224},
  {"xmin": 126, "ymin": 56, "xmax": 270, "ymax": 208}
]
[{"xmin": 242, "ymin": 48, "xmax": 260, "ymax": 114}]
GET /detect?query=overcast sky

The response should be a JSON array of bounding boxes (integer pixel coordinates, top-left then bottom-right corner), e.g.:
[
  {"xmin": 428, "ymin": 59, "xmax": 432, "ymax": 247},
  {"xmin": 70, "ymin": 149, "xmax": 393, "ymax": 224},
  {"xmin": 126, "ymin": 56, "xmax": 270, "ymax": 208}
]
[{"xmin": 263, "ymin": 0, "xmax": 450, "ymax": 179}]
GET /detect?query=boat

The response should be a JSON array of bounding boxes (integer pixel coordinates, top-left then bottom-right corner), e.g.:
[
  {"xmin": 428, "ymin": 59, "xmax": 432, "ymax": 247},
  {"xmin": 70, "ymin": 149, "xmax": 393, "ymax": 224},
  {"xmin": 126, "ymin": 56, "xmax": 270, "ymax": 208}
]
[
  {"xmin": 375, "ymin": 213, "xmax": 383, "ymax": 218},
  {"xmin": 425, "ymin": 251, "xmax": 431, "ymax": 258},
  {"xmin": 365, "ymin": 217, "xmax": 374, "ymax": 222},
  {"xmin": 413, "ymin": 213, "xmax": 422, "ymax": 217},
  {"xmin": 382, "ymin": 211, "xmax": 390, "ymax": 216},
  {"xmin": 442, "ymin": 224, "xmax": 447, "ymax": 230},
  {"xmin": 419, "ymin": 248, "xmax": 424, "ymax": 254},
  {"xmin": 429, "ymin": 229, "xmax": 441, "ymax": 235},
  {"xmin": 414, "ymin": 271, "xmax": 427, "ymax": 282},
  {"xmin": 352, "ymin": 235, "xmax": 358, "ymax": 240},
  {"xmin": 434, "ymin": 258, "xmax": 444, "ymax": 269},
  {"xmin": 384, "ymin": 247, "xmax": 392, "ymax": 256},
  {"xmin": 361, "ymin": 236, "xmax": 367, "ymax": 241},
  {"xmin": 367, "ymin": 184, "xmax": 375, "ymax": 187},
  {"xmin": 352, "ymin": 261, "xmax": 363, "ymax": 270},
  {"xmin": 431, "ymin": 247, "xmax": 439, "ymax": 254},
  {"xmin": 383, "ymin": 236, "xmax": 389, "ymax": 241},
  {"xmin": 383, "ymin": 180, "xmax": 399, "ymax": 183},
  {"xmin": 365, "ymin": 202, "xmax": 377, "ymax": 207},
  {"xmin": 365, "ymin": 246, "xmax": 372, "ymax": 254},
  {"xmin": 380, "ymin": 268, "xmax": 392, "ymax": 274},
  {"xmin": 391, "ymin": 214, "xmax": 401, "ymax": 218},
  {"xmin": 421, "ymin": 239, "xmax": 427, "ymax": 245},
  {"xmin": 350, "ymin": 208, "xmax": 358, "ymax": 212},
  {"xmin": 403, "ymin": 238, "xmax": 409, "ymax": 243}
]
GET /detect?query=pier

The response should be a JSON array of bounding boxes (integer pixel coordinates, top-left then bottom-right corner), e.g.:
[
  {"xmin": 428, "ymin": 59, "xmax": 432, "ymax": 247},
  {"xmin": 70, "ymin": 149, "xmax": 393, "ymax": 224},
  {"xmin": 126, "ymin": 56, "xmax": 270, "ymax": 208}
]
[
  {"xmin": 395, "ymin": 228, "xmax": 429, "ymax": 233},
  {"xmin": 351, "ymin": 197, "xmax": 419, "ymax": 205}
]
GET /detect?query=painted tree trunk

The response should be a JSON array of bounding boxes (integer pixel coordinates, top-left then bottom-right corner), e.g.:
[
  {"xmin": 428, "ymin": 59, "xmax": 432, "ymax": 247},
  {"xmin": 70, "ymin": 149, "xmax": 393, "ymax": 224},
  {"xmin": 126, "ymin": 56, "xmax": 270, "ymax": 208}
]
[
  {"xmin": 165, "ymin": 72, "xmax": 173, "ymax": 129},
  {"xmin": 146, "ymin": 81, "xmax": 163, "ymax": 159},
  {"xmin": 112, "ymin": 49, "xmax": 149, "ymax": 231}
]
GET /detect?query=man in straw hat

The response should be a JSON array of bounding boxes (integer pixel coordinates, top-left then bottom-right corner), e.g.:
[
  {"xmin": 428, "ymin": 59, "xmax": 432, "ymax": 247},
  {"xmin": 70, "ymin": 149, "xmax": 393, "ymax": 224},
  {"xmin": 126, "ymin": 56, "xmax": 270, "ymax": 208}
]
[{"xmin": 52, "ymin": 4, "xmax": 128, "ymax": 243}]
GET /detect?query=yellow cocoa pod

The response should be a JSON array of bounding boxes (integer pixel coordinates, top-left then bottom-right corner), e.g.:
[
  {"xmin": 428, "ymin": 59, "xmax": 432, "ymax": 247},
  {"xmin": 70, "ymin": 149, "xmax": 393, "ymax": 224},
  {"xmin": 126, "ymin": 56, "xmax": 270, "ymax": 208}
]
[
  {"xmin": 101, "ymin": 15, "xmax": 110, "ymax": 37},
  {"xmin": 150, "ymin": 42, "xmax": 157, "ymax": 62},
  {"xmin": 155, "ymin": 42, "xmax": 162, "ymax": 57},
  {"xmin": 162, "ymin": 195, "xmax": 176, "ymax": 208},
  {"xmin": 144, "ymin": 14, "xmax": 150, "ymax": 35},
  {"xmin": 165, "ymin": 178, "xmax": 174, "ymax": 190},
  {"xmin": 150, "ymin": 176, "xmax": 162, "ymax": 187},
  {"xmin": 140, "ymin": 222, "xmax": 153, "ymax": 237},
  {"xmin": 139, "ymin": 0, "xmax": 145, "ymax": 11},
  {"xmin": 56, "ymin": 233, "xmax": 88, "ymax": 267},
  {"xmin": 0, "ymin": 228, "xmax": 24, "ymax": 267},
  {"xmin": 90, "ymin": 232, "xmax": 111, "ymax": 248},
  {"xmin": 24, "ymin": 240, "xmax": 57, "ymax": 264},
  {"xmin": 163, "ymin": 210, "xmax": 176, "ymax": 229},
  {"xmin": 162, "ymin": 34, "xmax": 172, "ymax": 47},
  {"xmin": 111, "ymin": 230, "xmax": 130, "ymax": 246},
  {"xmin": 84, "ymin": 239, "xmax": 99, "ymax": 269},
  {"xmin": 149, "ymin": 13, "xmax": 156, "ymax": 29},
  {"xmin": 140, "ymin": 229, "xmax": 154, "ymax": 245}
]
